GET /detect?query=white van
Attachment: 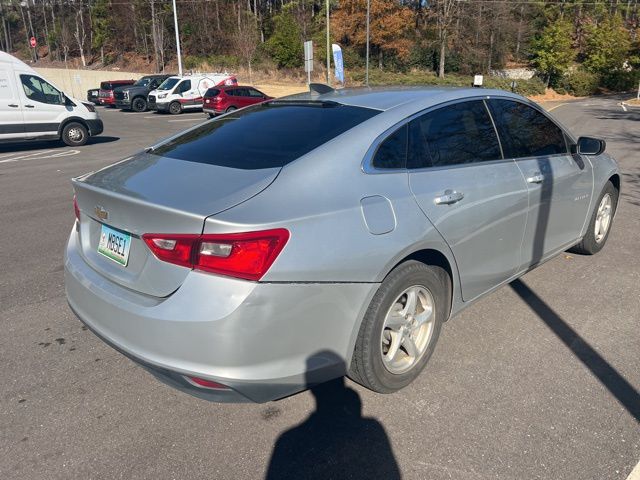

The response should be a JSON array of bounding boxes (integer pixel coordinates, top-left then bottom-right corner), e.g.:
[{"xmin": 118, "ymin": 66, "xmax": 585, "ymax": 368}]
[
  {"xmin": 147, "ymin": 73, "xmax": 237, "ymax": 114},
  {"xmin": 0, "ymin": 51, "xmax": 103, "ymax": 146}
]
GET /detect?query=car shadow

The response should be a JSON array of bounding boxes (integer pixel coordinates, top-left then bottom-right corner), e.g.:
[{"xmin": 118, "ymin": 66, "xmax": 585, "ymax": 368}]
[
  {"xmin": 0, "ymin": 136, "xmax": 119, "ymax": 153},
  {"xmin": 510, "ymin": 279, "xmax": 640, "ymax": 421},
  {"xmin": 265, "ymin": 351, "xmax": 401, "ymax": 480}
]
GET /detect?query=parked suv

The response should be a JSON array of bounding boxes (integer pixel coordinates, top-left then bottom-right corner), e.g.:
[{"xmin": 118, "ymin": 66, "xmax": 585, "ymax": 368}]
[
  {"xmin": 98, "ymin": 79, "xmax": 135, "ymax": 107},
  {"xmin": 203, "ymin": 86, "xmax": 273, "ymax": 117},
  {"xmin": 114, "ymin": 74, "xmax": 172, "ymax": 112},
  {"xmin": 148, "ymin": 73, "xmax": 237, "ymax": 114},
  {"xmin": 87, "ymin": 88, "xmax": 99, "ymax": 105}
]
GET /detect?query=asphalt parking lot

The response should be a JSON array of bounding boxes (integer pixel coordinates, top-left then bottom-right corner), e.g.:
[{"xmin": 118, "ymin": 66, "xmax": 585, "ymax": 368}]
[{"xmin": 1, "ymin": 98, "xmax": 639, "ymax": 480}]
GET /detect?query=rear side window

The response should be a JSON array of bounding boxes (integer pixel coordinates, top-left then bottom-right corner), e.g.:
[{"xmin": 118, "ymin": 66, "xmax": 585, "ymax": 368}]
[
  {"xmin": 153, "ymin": 102, "xmax": 380, "ymax": 170},
  {"xmin": 488, "ymin": 99, "xmax": 567, "ymax": 158},
  {"xmin": 204, "ymin": 88, "xmax": 220, "ymax": 98},
  {"xmin": 408, "ymin": 100, "xmax": 502, "ymax": 169},
  {"xmin": 372, "ymin": 125, "xmax": 407, "ymax": 169}
]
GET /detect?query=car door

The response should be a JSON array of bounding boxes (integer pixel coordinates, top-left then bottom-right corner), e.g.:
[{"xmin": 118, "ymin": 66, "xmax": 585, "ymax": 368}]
[
  {"xmin": 0, "ymin": 65, "xmax": 25, "ymax": 139},
  {"xmin": 246, "ymin": 88, "xmax": 267, "ymax": 106},
  {"xmin": 487, "ymin": 98, "xmax": 593, "ymax": 267},
  {"xmin": 175, "ymin": 79, "xmax": 193, "ymax": 107},
  {"xmin": 407, "ymin": 100, "xmax": 529, "ymax": 301},
  {"xmin": 16, "ymin": 72, "xmax": 67, "ymax": 138}
]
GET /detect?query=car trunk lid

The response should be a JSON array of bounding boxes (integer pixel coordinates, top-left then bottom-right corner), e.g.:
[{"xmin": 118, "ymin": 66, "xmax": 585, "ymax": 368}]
[{"xmin": 72, "ymin": 151, "xmax": 280, "ymax": 297}]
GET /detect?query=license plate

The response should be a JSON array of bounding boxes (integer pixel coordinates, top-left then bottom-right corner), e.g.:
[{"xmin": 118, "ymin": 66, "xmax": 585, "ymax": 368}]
[{"xmin": 97, "ymin": 224, "xmax": 132, "ymax": 266}]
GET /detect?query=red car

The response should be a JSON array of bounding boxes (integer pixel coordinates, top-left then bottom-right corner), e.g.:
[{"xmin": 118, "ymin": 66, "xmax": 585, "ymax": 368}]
[
  {"xmin": 202, "ymin": 85, "xmax": 273, "ymax": 117},
  {"xmin": 98, "ymin": 79, "xmax": 135, "ymax": 107}
]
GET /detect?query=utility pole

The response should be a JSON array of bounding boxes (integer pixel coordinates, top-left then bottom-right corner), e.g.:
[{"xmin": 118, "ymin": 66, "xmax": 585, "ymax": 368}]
[
  {"xmin": 326, "ymin": 0, "xmax": 330, "ymax": 85},
  {"xmin": 172, "ymin": 0, "xmax": 183, "ymax": 75},
  {"xmin": 365, "ymin": 0, "xmax": 370, "ymax": 86}
]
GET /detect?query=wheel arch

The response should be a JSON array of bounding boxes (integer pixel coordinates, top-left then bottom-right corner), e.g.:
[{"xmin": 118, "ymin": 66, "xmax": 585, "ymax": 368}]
[
  {"xmin": 609, "ymin": 173, "xmax": 620, "ymax": 193},
  {"xmin": 57, "ymin": 116, "xmax": 89, "ymax": 138},
  {"xmin": 388, "ymin": 248, "xmax": 454, "ymax": 321}
]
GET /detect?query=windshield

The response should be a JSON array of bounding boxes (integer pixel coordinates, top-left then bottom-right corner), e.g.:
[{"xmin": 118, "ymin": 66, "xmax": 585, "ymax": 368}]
[
  {"xmin": 157, "ymin": 78, "xmax": 180, "ymax": 90},
  {"xmin": 152, "ymin": 102, "xmax": 380, "ymax": 170},
  {"xmin": 134, "ymin": 77, "xmax": 152, "ymax": 87}
]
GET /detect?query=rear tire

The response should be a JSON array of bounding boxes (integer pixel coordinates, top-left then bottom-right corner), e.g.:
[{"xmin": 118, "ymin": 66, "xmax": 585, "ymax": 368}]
[
  {"xmin": 132, "ymin": 97, "xmax": 147, "ymax": 112},
  {"xmin": 208, "ymin": 113, "xmax": 216, "ymax": 118},
  {"xmin": 348, "ymin": 261, "xmax": 449, "ymax": 393},
  {"xmin": 570, "ymin": 180, "xmax": 618, "ymax": 255},
  {"xmin": 226, "ymin": 106, "xmax": 237, "ymax": 113},
  {"xmin": 61, "ymin": 122, "xmax": 88, "ymax": 147},
  {"xmin": 168, "ymin": 101, "xmax": 182, "ymax": 115}
]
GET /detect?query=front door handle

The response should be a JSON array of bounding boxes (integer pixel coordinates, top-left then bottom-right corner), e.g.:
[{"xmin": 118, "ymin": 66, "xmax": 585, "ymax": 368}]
[
  {"xmin": 25, "ymin": 104, "xmax": 35, "ymax": 108},
  {"xmin": 8, "ymin": 104, "xmax": 18, "ymax": 108},
  {"xmin": 526, "ymin": 173, "xmax": 545, "ymax": 184},
  {"xmin": 434, "ymin": 190, "xmax": 464, "ymax": 205}
]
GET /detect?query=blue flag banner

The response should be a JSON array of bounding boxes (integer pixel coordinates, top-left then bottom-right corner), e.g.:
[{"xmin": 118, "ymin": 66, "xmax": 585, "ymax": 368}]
[{"xmin": 332, "ymin": 44, "xmax": 344, "ymax": 84}]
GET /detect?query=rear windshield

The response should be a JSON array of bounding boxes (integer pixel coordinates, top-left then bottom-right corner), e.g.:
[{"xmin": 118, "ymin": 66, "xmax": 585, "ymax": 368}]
[
  {"xmin": 152, "ymin": 102, "xmax": 380, "ymax": 169},
  {"xmin": 100, "ymin": 82, "xmax": 113, "ymax": 90},
  {"xmin": 204, "ymin": 88, "xmax": 220, "ymax": 98}
]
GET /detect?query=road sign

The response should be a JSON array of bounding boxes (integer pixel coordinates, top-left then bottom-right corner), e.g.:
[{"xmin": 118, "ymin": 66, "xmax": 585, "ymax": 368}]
[
  {"xmin": 29, "ymin": 37, "xmax": 36, "ymax": 48},
  {"xmin": 304, "ymin": 40, "xmax": 313, "ymax": 85}
]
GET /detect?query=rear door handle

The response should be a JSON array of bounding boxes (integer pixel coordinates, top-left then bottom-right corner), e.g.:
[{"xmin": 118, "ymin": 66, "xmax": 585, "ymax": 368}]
[
  {"xmin": 25, "ymin": 104, "xmax": 35, "ymax": 108},
  {"xmin": 434, "ymin": 190, "xmax": 464, "ymax": 205},
  {"xmin": 8, "ymin": 104, "xmax": 18, "ymax": 108},
  {"xmin": 527, "ymin": 173, "xmax": 544, "ymax": 184}
]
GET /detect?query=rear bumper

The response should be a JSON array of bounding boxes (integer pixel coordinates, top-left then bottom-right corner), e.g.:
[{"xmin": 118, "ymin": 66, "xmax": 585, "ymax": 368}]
[
  {"xmin": 64, "ymin": 228, "xmax": 376, "ymax": 403},
  {"xmin": 86, "ymin": 119, "xmax": 104, "ymax": 136},
  {"xmin": 203, "ymin": 106, "xmax": 224, "ymax": 115},
  {"xmin": 98, "ymin": 97, "xmax": 115, "ymax": 105}
]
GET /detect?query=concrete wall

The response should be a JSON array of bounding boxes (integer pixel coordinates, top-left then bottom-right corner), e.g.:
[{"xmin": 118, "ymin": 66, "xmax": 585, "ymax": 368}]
[{"xmin": 33, "ymin": 67, "xmax": 143, "ymax": 99}]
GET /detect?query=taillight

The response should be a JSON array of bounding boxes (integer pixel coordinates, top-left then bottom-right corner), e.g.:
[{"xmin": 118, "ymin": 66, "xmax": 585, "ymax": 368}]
[
  {"xmin": 142, "ymin": 229, "xmax": 289, "ymax": 281},
  {"xmin": 184, "ymin": 376, "xmax": 230, "ymax": 390},
  {"xmin": 73, "ymin": 195, "xmax": 80, "ymax": 221}
]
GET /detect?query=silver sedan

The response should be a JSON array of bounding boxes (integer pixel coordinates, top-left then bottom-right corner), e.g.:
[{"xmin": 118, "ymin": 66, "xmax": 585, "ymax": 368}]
[{"xmin": 65, "ymin": 87, "xmax": 619, "ymax": 402}]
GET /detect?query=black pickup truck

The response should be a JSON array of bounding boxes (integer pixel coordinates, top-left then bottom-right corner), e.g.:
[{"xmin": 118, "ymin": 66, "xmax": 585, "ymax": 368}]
[{"xmin": 114, "ymin": 74, "xmax": 172, "ymax": 112}]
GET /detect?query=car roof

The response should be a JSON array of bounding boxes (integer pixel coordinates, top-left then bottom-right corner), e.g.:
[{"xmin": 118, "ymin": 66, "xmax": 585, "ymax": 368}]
[
  {"xmin": 102, "ymin": 79, "xmax": 134, "ymax": 84},
  {"xmin": 282, "ymin": 86, "xmax": 525, "ymax": 112}
]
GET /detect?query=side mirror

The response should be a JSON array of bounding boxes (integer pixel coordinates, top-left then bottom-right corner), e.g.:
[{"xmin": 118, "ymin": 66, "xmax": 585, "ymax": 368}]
[{"xmin": 576, "ymin": 136, "xmax": 606, "ymax": 156}]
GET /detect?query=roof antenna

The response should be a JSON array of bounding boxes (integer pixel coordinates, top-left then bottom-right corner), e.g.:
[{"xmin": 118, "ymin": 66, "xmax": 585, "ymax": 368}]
[{"xmin": 309, "ymin": 83, "xmax": 335, "ymax": 95}]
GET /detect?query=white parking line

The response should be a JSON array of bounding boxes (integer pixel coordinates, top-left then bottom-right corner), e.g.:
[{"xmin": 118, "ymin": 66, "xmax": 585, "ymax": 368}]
[
  {"xmin": 547, "ymin": 103, "xmax": 568, "ymax": 112},
  {"xmin": 168, "ymin": 118, "xmax": 205, "ymax": 122},
  {"xmin": 627, "ymin": 459, "xmax": 640, "ymax": 480},
  {"xmin": 620, "ymin": 102, "xmax": 628, "ymax": 112},
  {"xmin": 0, "ymin": 149, "xmax": 80, "ymax": 164}
]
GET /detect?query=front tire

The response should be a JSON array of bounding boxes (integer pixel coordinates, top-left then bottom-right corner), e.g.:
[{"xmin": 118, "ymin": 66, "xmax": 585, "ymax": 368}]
[
  {"xmin": 571, "ymin": 180, "xmax": 618, "ymax": 255},
  {"xmin": 168, "ymin": 101, "xmax": 182, "ymax": 115},
  {"xmin": 349, "ymin": 261, "xmax": 450, "ymax": 393},
  {"xmin": 61, "ymin": 122, "xmax": 88, "ymax": 146},
  {"xmin": 131, "ymin": 97, "xmax": 147, "ymax": 112}
]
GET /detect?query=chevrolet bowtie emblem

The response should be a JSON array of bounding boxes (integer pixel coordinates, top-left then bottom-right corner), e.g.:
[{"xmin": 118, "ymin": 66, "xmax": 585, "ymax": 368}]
[{"xmin": 94, "ymin": 206, "xmax": 109, "ymax": 220}]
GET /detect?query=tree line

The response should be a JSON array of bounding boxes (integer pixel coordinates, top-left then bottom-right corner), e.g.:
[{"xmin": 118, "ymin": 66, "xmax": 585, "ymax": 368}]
[{"xmin": 0, "ymin": 0, "xmax": 638, "ymax": 93}]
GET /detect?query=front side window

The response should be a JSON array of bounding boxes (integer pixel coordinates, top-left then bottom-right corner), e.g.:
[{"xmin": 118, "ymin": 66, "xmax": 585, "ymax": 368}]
[
  {"xmin": 175, "ymin": 80, "xmax": 191, "ymax": 94},
  {"xmin": 372, "ymin": 125, "xmax": 407, "ymax": 169},
  {"xmin": 488, "ymin": 99, "xmax": 567, "ymax": 158},
  {"xmin": 20, "ymin": 74, "xmax": 63, "ymax": 105},
  {"xmin": 248, "ymin": 88, "xmax": 265, "ymax": 98},
  {"xmin": 134, "ymin": 77, "xmax": 151, "ymax": 87},
  {"xmin": 408, "ymin": 100, "xmax": 502, "ymax": 169}
]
